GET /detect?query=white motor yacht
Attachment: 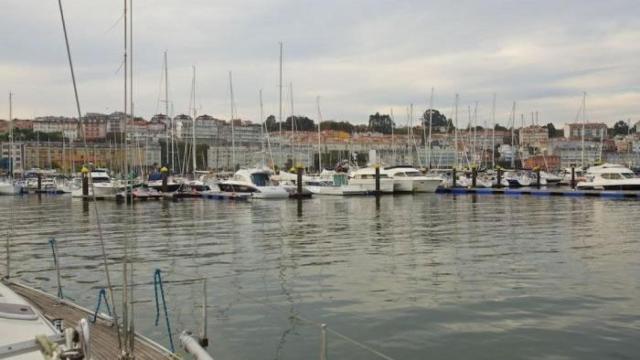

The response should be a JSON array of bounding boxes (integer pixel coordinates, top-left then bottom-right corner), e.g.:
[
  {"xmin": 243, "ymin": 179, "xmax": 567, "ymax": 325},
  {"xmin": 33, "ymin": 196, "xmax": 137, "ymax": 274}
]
[
  {"xmin": 504, "ymin": 171, "xmax": 533, "ymax": 188},
  {"xmin": 576, "ymin": 163, "xmax": 640, "ymax": 190},
  {"xmin": 348, "ymin": 167, "xmax": 395, "ymax": 193},
  {"xmin": 304, "ymin": 171, "xmax": 367, "ymax": 196},
  {"xmin": 383, "ymin": 166, "xmax": 442, "ymax": 192},
  {"xmin": 217, "ymin": 168, "xmax": 289, "ymax": 199},
  {"xmin": 71, "ymin": 168, "xmax": 122, "ymax": 198}
]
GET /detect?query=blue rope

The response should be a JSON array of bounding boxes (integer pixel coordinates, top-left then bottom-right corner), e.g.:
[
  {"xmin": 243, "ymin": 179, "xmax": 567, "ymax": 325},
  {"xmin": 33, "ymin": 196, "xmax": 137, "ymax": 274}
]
[
  {"xmin": 153, "ymin": 269, "xmax": 175, "ymax": 353},
  {"xmin": 90, "ymin": 288, "xmax": 111, "ymax": 323},
  {"xmin": 48, "ymin": 238, "xmax": 63, "ymax": 299}
]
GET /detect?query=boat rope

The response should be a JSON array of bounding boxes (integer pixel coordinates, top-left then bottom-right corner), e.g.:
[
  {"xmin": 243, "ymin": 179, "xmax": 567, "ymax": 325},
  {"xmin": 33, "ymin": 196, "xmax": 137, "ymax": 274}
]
[
  {"xmin": 57, "ymin": 0, "xmax": 123, "ymax": 351},
  {"xmin": 90, "ymin": 288, "xmax": 112, "ymax": 323},
  {"xmin": 153, "ymin": 269, "xmax": 175, "ymax": 353},
  {"xmin": 47, "ymin": 238, "xmax": 63, "ymax": 299}
]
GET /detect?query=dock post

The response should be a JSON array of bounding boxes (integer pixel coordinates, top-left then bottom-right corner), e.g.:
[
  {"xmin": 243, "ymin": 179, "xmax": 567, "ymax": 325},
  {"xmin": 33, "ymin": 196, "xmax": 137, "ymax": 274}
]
[
  {"xmin": 296, "ymin": 164, "xmax": 303, "ymax": 197},
  {"xmin": 161, "ymin": 166, "xmax": 169, "ymax": 193},
  {"xmin": 320, "ymin": 323, "xmax": 327, "ymax": 360},
  {"xmin": 471, "ymin": 166, "xmax": 477, "ymax": 188},
  {"xmin": 570, "ymin": 164, "xmax": 576, "ymax": 189},
  {"xmin": 37, "ymin": 173, "xmax": 42, "ymax": 192},
  {"xmin": 374, "ymin": 165, "xmax": 381, "ymax": 195},
  {"xmin": 200, "ymin": 279, "xmax": 208, "ymax": 348},
  {"xmin": 496, "ymin": 167, "xmax": 502, "ymax": 188},
  {"xmin": 452, "ymin": 168, "xmax": 457, "ymax": 188},
  {"xmin": 534, "ymin": 166, "xmax": 541, "ymax": 188},
  {"xmin": 81, "ymin": 166, "xmax": 89, "ymax": 198}
]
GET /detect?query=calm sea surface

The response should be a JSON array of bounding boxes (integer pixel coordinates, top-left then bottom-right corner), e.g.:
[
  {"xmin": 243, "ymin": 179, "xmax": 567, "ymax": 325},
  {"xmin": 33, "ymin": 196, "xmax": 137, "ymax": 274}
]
[{"xmin": 2, "ymin": 194, "xmax": 639, "ymax": 359}]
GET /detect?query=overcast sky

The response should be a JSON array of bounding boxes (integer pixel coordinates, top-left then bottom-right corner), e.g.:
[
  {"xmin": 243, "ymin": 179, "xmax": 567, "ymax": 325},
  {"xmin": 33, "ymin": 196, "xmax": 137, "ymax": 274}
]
[{"xmin": 1, "ymin": 0, "xmax": 639, "ymax": 126}]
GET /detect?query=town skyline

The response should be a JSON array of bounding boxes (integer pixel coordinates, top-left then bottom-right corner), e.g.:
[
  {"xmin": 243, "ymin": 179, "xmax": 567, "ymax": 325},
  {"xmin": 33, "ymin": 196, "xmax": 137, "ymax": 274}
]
[{"xmin": 2, "ymin": 1, "xmax": 639, "ymax": 125}]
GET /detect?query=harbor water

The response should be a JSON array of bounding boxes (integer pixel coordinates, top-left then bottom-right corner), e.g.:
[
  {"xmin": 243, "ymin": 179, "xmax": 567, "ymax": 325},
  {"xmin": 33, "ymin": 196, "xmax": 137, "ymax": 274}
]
[{"xmin": 3, "ymin": 194, "xmax": 640, "ymax": 359}]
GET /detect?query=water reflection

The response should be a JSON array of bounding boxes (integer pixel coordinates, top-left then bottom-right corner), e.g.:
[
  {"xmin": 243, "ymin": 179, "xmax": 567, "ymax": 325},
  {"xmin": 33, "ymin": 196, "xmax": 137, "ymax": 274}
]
[{"xmin": 1, "ymin": 194, "xmax": 639, "ymax": 359}]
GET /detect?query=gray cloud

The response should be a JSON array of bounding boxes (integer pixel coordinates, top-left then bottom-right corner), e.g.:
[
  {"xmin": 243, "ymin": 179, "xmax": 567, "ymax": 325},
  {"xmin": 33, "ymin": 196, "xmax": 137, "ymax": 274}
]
[{"xmin": 1, "ymin": 0, "xmax": 639, "ymax": 126}]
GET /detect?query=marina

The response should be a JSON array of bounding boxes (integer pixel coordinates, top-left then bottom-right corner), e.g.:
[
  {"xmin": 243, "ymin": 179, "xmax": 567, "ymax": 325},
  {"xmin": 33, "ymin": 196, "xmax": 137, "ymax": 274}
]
[
  {"xmin": 2, "ymin": 0, "xmax": 640, "ymax": 359},
  {"xmin": 1, "ymin": 193, "xmax": 639, "ymax": 359}
]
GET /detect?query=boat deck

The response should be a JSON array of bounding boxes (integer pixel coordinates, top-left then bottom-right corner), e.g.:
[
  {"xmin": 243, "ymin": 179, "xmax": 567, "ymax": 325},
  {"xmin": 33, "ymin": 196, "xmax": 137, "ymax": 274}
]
[{"xmin": 6, "ymin": 281, "xmax": 174, "ymax": 360}]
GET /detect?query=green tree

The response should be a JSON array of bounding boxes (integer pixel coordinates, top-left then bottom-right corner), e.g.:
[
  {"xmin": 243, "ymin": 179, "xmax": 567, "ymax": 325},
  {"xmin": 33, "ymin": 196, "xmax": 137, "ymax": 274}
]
[
  {"xmin": 421, "ymin": 109, "xmax": 449, "ymax": 128},
  {"xmin": 611, "ymin": 120, "xmax": 630, "ymax": 136},
  {"xmin": 368, "ymin": 112, "xmax": 393, "ymax": 134}
]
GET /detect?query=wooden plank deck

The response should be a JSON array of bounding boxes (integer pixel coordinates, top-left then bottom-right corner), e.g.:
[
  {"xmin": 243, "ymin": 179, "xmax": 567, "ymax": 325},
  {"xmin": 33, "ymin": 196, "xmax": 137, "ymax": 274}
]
[{"xmin": 7, "ymin": 281, "xmax": 175, "ymax": 360}]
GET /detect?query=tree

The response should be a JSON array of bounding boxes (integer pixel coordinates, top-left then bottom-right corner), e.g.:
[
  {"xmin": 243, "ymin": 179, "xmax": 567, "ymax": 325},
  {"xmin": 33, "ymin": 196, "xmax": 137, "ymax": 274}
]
[
  {"xmin": 421, "ymin": 109, "xmax": 449, "ymax": 128},
  {"xmin": 611, "ymin": 120, "xmax": 630, "ymax": 136},
  {"xmin": 494, "ymin": 124, "xmax": 508, "ymax": 132},
  {"xmin": 368, "ymin": 112, "xmax": 394, "ymax": 134},
  {"xmin": 284, "ymin": 116, "xmax": 315, "ymax": 131},
  {"xmin": 265, "ymin": 115, "xmax": 277, "ymax": 132},
  {"xmin": 544, "ymin": 122, "xmax": 563, "ymax": 138}
]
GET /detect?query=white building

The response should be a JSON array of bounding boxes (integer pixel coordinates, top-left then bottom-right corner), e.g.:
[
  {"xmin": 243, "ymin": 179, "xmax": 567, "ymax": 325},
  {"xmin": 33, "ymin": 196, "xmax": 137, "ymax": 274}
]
[{"xmin": 33, "ymin": 116, "xmax": 79, "ymax": 140}]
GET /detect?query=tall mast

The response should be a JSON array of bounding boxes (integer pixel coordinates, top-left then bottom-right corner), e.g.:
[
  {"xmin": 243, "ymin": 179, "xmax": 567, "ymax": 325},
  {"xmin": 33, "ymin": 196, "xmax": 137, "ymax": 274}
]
[
  {"xmin": 510, "ymin": 101, "xmax": 516, "ymax": 169},
  {"xmin": 581, "ymin": 92, "xmax": 586, "ymax": 168},
  {"xmin": 454, "ymin": 94, "xmax": 459, "ymax": 169},
  {"xmin": 427, "ymin": 88, "xmax": 434, "ymax": 169},
  {"xmin": 191, "ymin": 66, "xmax": 197, "ymax": 178},
  {"xmin": 316, "ymin": 96, "xmax": 323, "ymax": 171},
  {"xmin": 164, "ymin": 51, "xmax": 171, "ymax": 170},
  {"xmin": 491, "ymin": 93, "xmax": 496, "ymax": 169},
  {"xmin": 122, "ymin": 0, "xmax": 128, "ymax": 178},
  {"xmin": 8, "ymin": 92, "xmax": 13, "ymax": 178},
  {"xmin": 473, "ymin": 101, "xmax": 478, "ymax": 165},
  {"xmin": 278, "ymin": 42, "xmax": 283, "ymax": 167},
  {"xmin": 289, "ymin": 82, "xmax": 295, "ymax": 164},
  {"xmin": 259, "ymin": 89, "xmax": 265, "ymax": 164},
  {"xmin": 390, "ymin": 108, "xmax": 395, "ymax": 164},
  {"xmin": 229, "ymin": 71, "xmax": 236, "ymax": 169}
]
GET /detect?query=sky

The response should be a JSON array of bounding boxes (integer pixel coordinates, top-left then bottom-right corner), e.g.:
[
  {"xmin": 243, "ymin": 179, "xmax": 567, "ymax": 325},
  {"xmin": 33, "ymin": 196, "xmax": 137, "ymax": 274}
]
[{"xmin": 1, "ymin": 0, "xmax": 639, "ymax": 127}]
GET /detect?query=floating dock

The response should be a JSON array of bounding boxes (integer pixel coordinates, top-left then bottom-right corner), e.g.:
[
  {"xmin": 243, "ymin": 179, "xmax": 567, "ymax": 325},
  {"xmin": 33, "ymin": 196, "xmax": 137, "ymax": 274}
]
[{"xmin": 438, "ymin": 187, "xmax": 640, "ymax": 199}]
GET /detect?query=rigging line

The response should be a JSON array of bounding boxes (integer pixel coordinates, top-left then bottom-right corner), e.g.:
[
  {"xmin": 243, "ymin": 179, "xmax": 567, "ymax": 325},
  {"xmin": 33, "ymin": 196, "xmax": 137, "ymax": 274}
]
[
  {"xmin": 103, "ymin": 11, "xmax": 124, "ymax": 35},
  {"xmin": 57, "ymin": 0, "xmax": 123, "ymax": 350}
]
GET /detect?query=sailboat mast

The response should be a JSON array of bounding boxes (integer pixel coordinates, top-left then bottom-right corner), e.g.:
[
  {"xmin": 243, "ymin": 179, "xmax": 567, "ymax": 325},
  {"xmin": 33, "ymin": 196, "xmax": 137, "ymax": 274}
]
[
  {"xmin": 278, "ymin": 42, "xmax": 283, "ymax": 167},
  {"xmin": 289, "ymin": 82, "xmax": 295, "ymax": 165},
  {"xmin": 191, "ymin": 66, "xmax": 197, "ymax": 178},
  {"xmin": 164, "ymin": 51, "xmax": 171, "ymax": 170},
  {"xmin": 390, "ymin": 108, "xmax": 395, "ymax": 164},
  {"xmin": 454, "ymin": 94, "xmax": 459, "ymax": 169},
  {"xmin": 491, "ymin": 93, "xmax": 496, "ymax": 169},
  {"xmin": 510, "ymin": 101, "xmax": 516, "ymax": 169},
  {"xmin": 8, "ymin": 92, "xmax": 13, "ymax": 177},
  {"xmin": 427, "ymin": 88, "xmax": 434, "ymax": 169},
  {"xmin": 581, "ymin": 92, "xmax": 586, "ymax": 168},
  {"xmin": 259, "ymin": 89, "xmax": 265, "ymax": 164},
  {"xmin": 316, "ymin": 96, "xmax": 322, "ymax": 171},
  {"xmin": 229, "ymin": 71, "xmax": 236, "ymax": 169},
  {"xmin": 122, "ymin": 0, "xmax": 128, "ymax": 178}
]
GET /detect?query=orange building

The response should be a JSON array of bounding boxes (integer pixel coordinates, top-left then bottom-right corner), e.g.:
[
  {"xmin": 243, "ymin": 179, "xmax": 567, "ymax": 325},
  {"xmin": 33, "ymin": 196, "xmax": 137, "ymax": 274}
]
[{"xmin": 522, "ymin": 155, "xmax": 560, "ymax": 171}]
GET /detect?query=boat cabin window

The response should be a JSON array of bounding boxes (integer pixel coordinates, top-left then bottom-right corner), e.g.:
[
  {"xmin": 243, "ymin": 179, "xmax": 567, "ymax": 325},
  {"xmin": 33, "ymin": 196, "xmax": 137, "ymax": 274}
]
[
  {"xmin": 358, "ymin": 174, "xmax": 388, "ymax": 179},
  {"xmin": 621, "ymin": 173, "xmax": 635, "ymax": 179},
  {"xmin": 405, "ymin": 171, "xmax": 422, "ymax": 177},
  {"xmin": 92, "ymin": 177, "xmax": 111, "ymax": 183},
  {"xmin": 394, "ymin": 172, "xmax": 407, "ymax": 177},
  {"xmin": 250, "ymin": 173, "xmax": 271, "ymax": 186}
]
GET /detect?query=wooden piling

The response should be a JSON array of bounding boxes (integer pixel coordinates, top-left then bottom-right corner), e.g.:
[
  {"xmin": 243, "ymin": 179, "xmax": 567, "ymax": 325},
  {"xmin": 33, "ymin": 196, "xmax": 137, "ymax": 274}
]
[{"xmin": 374, "ymin": 165, "xmax": 380, "ymax": 195}]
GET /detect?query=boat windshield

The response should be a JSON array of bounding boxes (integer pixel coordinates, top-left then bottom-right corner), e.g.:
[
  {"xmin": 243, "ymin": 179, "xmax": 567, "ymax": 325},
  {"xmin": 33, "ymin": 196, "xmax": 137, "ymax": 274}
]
[
  {"xmin": 405, "ymin": 171, "xmax": 422, "ymax": 177},
  {"xmin": 250, "ymin": 173, "xmax": 271, "ymax": 186},
  {"xmin": 621, "ymin": 173, "xmax": 636, "ymax": 179}
]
